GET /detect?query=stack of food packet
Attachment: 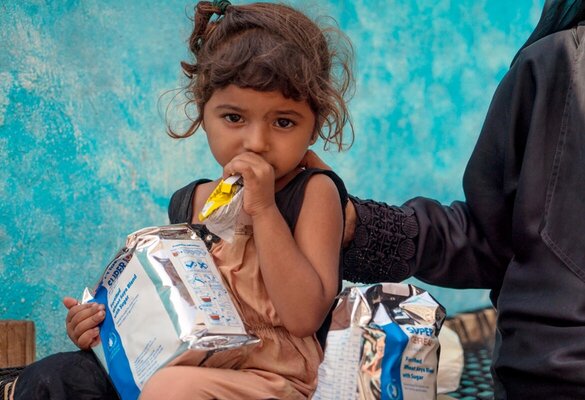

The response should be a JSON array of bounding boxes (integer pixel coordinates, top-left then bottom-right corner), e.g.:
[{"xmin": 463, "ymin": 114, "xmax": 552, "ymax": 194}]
[
  {"xmin": 82, "ymin": 223, "xmax": 258, "ymax": 400},
  {"xmin": 314, "ymin": 283, "xmax": 446, "ymax": 400}
]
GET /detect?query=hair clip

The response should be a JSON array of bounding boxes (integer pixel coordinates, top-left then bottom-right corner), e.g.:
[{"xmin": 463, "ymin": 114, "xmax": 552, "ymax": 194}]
[{"xmin": 213, "ymin": 0, "xmax": 231, "ymax": 15}]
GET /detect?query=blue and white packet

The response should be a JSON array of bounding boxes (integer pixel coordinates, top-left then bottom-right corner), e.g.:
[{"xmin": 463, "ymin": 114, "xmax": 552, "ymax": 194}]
[
  {"xmin": 82, "ymin": 223, "xmax": 259, "ymax": 400},
  {"xmin": 314, "ymin": 283, "xmax": 446, "ymax": 400}
]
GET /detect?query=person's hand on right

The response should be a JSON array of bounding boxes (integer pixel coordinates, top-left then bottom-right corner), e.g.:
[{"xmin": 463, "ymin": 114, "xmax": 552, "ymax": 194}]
[
  {"xmin": 63, "ymin": 296, "xmax": 105, "ymax": 350},
  {"xmin": 299, "ymin": 150, "xmax": 332, "ymax": 171}
]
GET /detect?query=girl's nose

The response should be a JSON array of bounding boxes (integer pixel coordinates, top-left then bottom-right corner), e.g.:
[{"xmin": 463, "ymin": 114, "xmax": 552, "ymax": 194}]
[{"xmin": 243, "ymin": 125, "xmax": 270, "ymax": 153}]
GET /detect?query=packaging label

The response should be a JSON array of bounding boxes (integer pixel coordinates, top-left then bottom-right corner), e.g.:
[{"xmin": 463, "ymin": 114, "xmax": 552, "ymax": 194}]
[
  {"xmin": 95, "ymin": 254, "xmax": 184, "ymax": 397},
  {"xmin": 314, "ymin": 283, "xmax": 444, "ymax": 400},
  {"xmin": 164, "ymin": 240, "xmax": 245, "ymax": 334},
  {"xmin": 84, "ymin": 228, "xmax": 255, "ymax": 400}
]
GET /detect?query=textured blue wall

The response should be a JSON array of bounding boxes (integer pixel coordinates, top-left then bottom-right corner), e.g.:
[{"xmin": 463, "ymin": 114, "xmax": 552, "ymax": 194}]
[{"xmin": 1, "ymin": 0, "xmax": 542, "ymax": 358}]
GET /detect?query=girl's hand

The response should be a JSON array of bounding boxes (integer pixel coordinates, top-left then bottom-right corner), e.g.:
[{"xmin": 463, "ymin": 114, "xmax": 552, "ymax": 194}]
[
  {"xmin": 223, "ymin": 152, "xmax": 276, "ymax": 217},
  {"xmin": 63, "ymin": 296, "xmax": 105, "ymax": 350}
]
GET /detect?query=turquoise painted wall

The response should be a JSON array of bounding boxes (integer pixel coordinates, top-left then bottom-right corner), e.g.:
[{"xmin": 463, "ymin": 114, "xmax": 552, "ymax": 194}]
[{"xmin": 1, "ymin": 0, "xmax": 543, "ymax": 359}]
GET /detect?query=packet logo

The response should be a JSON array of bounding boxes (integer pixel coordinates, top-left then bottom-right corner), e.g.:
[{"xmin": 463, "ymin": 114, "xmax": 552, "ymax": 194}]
[
  {"xmin": 105, "ymin": 330, "xmax": 122, "ymax": 361},
  {"xmin": 108, "ymin": 331, "xmax": 119, "ymax": 350},
  {"xmin": 386, "ymin": 381, "xmax": 401, "ymax": 400}
]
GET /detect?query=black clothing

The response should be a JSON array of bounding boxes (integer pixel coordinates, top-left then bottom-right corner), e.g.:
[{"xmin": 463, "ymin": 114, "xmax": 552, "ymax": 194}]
[
  {"xmin": 347, "ymin": 24, "xmax": 585, "ymax": 399},
  {"xmin": 13, "ymin": 351, "xmax": 118, "ymax": 400},
  {"xmin": 342, "ymin": 197, "xmax": 419, "ymax": 284},
  {"xmin": 168, "ymin": 168, "xmax": 348, "ymax": 349},
  {"xmin": 512, "ymin": 0, "xmax": 585, "ymax": 65}
]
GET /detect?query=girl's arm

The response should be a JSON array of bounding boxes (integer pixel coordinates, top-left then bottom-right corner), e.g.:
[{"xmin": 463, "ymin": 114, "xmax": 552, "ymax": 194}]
[
  {"xmin": 224, "ymin": 153, "xmax": 343, "ymax": 338},
  {"xmin": 253, "ymin": 174, "xmax": 343, "ymax": 338}
]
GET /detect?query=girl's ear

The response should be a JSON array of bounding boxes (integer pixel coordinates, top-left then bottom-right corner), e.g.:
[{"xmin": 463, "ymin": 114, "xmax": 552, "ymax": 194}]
[
  {"xmin": 311, "ymin": 116, "xmax": 324, "ymax": 145},
  {"xmin": 200, "ymin": 107, "xmax": 207, "ymax": 132},
  {"xmin": 309, "ymin": 131, "xmax": 319, "ymax": 145}
]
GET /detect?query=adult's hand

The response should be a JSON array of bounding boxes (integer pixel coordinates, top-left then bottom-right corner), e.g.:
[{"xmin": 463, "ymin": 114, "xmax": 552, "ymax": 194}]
[{"xmin": 300, "ymin": 150, "xmax": 332, "ymax": 170}]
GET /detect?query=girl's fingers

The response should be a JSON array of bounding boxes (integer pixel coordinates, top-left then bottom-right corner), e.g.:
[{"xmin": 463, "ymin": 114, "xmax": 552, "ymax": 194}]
[
  {"xmin": 66, "ymin": 302, "xmax": 99, "ymax": 324},
  {"xmin": 225, "ymin": 155, "xmax": 273, "ymax": 185},
  {"xmin": 62, "ymin": 297, "xmax": 79, "ymax": 310},
  {"xmin": 76, "ymin": 327, "xmax": 100, "ymax": 350},
  {"xmin": 223, "ymin": 152, "xmax": 276, "ymax": 216},
  {"xmin": 72, "ymin": 305, "xmax": 105, "ymax": 330},
  {"xmin": 68, "ymin": 304, "xmax": 105, "ymax": 342},
  {"xmin": 225, "ymin": 152, "xmax": 268, "ymax": 172},
  {"xmin": 70, "ymin": 318, "xmax": 103, "ymax": 346}
]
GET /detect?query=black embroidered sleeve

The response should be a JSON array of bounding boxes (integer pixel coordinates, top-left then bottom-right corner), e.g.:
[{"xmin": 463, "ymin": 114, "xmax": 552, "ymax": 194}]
[{"xmin": 343, "ymin": 196, "xmax": 419, "ymax": 283}]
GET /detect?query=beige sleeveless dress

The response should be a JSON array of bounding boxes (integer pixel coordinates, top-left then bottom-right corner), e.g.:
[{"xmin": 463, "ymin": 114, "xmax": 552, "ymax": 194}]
[
  {"xmin": 166, "ymin": 170, "xmax": 347, "ymax": 399},
  {"xmin": 171, "ymin": 225, "xmax": 321, "ymax": 399}
]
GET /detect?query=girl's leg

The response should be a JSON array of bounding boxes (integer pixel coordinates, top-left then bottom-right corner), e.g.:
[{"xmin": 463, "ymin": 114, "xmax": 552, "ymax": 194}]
[
  {"xmin": 140, "ymin": 366, "xmax": 306, "ymax": 400},
  {"xmin": 12, "ymin": 350, "xmax": 118, "ymax": 400}
]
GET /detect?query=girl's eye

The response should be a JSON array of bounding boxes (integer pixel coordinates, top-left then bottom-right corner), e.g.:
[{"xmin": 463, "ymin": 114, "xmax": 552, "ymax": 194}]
[
  {"xmin": 275, "ymin": 118, "xmax": 294, "ymax": 129},
  {"xmin": 223, "ymin": 114, "xmax": 242, "ymax": 123}
]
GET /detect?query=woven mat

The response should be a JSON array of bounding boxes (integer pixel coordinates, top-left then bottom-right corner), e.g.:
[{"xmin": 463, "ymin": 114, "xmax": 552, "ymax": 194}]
[
  {"xmin": 447, "ymin": 346, "xmax": 494, "ymax": 399},
  {"xmin": 444, "ymin": 307, "xmax": 497, "ymax": 400},
  {"xmin": 0, "ymin": 367, "xmax": 23, "ymax": 400}
]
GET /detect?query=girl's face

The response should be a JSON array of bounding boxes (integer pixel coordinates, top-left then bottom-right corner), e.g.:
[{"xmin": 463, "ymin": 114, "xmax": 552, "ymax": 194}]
[{"xmin": 203, "ymin": 85, "xmax": 317, "ymax": 185}]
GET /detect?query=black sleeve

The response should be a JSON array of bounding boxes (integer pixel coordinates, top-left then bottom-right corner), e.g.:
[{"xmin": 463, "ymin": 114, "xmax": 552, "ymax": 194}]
[
  {"xmin": 406, "ymin": 197, "xmax": 507, "ymax": 289},
  {"xmin": 342, "ymin": 196, "xmax": 504, "ymax": 289},
  {"xmin": 168, "ymin": 179, "xmax": 212, "ymax": 224},
  {"xmin": 344, "ymin": 38, "xmax": 546, "ymax": 291}
]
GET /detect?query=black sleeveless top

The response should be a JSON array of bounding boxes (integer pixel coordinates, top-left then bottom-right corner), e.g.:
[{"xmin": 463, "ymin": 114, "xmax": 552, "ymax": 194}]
[{"xmin": 167, "ymin": 168, "xmax": 348, "ymax": 349}]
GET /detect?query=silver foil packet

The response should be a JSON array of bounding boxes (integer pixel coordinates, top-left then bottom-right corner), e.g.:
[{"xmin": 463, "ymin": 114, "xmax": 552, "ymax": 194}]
[
  {"xmin": 82, "ymin": 223, "xmax": 259, "ymax": 400},
  {"xmin": 314, "ymin": 283, "xmax": 446, "ymax": 400}
]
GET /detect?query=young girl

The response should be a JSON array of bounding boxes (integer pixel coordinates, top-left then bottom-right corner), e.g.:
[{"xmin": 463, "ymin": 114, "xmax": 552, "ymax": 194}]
[
  {"xmin": 10, "ymin": 1, "xmax": 354, "ymax": 400},
  {"xmin": 140, "ymin": 1, "xmax": 353, "ymax": 398}
]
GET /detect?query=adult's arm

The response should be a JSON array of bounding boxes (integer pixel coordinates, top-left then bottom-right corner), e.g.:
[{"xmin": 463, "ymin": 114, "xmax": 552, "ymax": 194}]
[
  {"xmin": 300, "ymin": 155, "xmax": 508, "ymax": 290},
  {"xmin": 343, "ymin": 196, "xmax": 506, "ymax": 289},
  {"xmin": 342, "ymin": 33, "xmax": 554, "ymax": 290}
]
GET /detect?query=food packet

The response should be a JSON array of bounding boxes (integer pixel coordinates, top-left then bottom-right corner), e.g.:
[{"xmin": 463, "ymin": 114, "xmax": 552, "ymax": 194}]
[
  {"xmin": 82, "ymin": 223, "xmax": 259, "ymax": 400},
  {"xmin": 198, "ymin": 175, "xmax": 243, "ymax": 242},
  {"xmin": 314, "ymin": 283, "xmax": 446, "ymax": 400}
]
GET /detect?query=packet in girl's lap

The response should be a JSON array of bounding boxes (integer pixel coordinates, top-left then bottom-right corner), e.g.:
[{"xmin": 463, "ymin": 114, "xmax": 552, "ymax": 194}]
[
  {"xmin": 314, "ymin": 283, "xmax": 446, "ymax": 400},
  {"xmin": 82, "ymin": 223, "xmax": 259, "ymax": 400}
]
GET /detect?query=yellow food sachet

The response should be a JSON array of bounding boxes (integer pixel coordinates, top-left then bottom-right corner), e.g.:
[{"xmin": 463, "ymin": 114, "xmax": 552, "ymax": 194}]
[{"xmin": 199, "ymin": 175, "xmax": 242, "ymax": 221}]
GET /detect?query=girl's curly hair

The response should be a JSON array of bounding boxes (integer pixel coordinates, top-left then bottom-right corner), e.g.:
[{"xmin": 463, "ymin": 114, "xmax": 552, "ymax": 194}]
[{"xmin": 169, "ymin": 1, "xmax": 354, "ymax": 151}]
